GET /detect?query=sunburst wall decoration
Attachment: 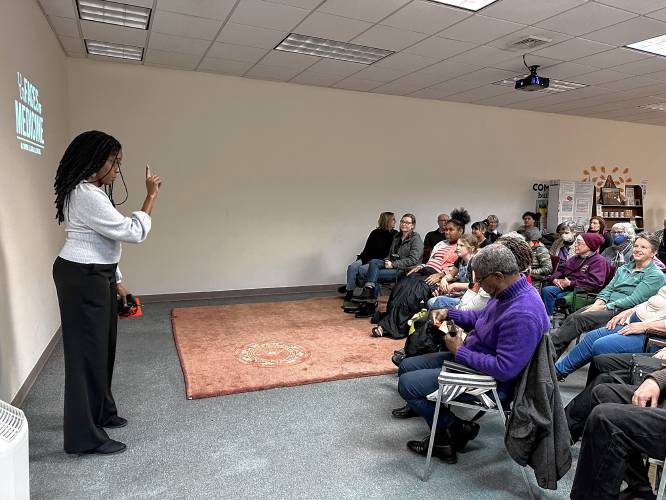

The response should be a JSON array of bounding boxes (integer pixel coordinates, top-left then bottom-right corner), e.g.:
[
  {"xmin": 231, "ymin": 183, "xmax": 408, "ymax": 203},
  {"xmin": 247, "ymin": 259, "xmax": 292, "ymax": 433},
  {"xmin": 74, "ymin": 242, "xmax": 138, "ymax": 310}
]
[{"xmin": 582, "ymin": 165, "xmax": 633, "ymax": 188}]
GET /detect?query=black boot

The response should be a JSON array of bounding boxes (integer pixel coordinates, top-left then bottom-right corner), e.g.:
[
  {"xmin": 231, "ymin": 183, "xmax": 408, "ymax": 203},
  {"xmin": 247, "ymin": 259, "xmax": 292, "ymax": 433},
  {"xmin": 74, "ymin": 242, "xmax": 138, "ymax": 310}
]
[
  {"xmin": 344, "ymin": 290, "xmax": 353, "ymax": 301},
  {"xmin": 355, "ymin": 302, "xmax": 376, "ymax": 318},
  {"xmin": 406, "ymin": 431, "xmax": 457, "ymax": 464},
  {"xmin": 448, "ymin": 417, "xmax": 480, "ymax": 452}
]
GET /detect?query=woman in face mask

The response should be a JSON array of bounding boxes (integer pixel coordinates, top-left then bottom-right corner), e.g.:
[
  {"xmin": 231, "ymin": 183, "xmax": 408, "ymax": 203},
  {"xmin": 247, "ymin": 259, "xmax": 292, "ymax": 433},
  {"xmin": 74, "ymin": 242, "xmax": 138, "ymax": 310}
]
[
  {"xmin": 550, "ymin": 222, "xmax": 575, "ymax": 272},
  {"xmin": 601, "ymin": 222, "xmax": 635, "ymax": 267}
]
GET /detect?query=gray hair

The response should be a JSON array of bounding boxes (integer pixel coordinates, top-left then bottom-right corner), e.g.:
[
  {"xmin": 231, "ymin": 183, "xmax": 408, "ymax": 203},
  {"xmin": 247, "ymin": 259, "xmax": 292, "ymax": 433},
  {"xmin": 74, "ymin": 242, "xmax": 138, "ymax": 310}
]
[
  {"xmin": 636, "ymin": 232, "xmax": 660, "ymax": 253},
  {"xmin": 612, "ymin": 222, "xmax": 636, "ymax": 241},
  {"xmin": 470, "ymin": 244, "xmax": 520, "ymax": 278},
  {"xmin": 499, "ymin": 231, "xmax": 526, "ymax": 242}
]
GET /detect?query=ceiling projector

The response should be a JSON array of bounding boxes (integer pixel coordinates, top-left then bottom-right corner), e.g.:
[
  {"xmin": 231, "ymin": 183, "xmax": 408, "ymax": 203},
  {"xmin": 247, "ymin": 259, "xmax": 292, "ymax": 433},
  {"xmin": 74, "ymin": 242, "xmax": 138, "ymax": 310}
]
[{"xmin": 515, "ymin": 65, "xmax": 549, "ymax": 91}]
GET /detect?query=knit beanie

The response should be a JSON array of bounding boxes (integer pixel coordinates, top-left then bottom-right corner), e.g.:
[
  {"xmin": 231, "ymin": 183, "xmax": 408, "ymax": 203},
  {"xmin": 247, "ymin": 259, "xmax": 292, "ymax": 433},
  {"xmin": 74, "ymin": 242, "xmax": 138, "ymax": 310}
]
[{"xmin": 580, "ymin": 233, "xmax": 604, "ymax": 252}]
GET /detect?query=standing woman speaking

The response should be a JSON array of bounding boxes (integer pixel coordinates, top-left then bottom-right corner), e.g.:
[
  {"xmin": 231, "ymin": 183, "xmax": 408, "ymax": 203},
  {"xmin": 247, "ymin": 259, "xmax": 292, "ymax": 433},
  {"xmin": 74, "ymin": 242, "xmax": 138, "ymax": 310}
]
[{"xmin": 52, "ymin": 130, "xmax": 162, "ymax": 455}]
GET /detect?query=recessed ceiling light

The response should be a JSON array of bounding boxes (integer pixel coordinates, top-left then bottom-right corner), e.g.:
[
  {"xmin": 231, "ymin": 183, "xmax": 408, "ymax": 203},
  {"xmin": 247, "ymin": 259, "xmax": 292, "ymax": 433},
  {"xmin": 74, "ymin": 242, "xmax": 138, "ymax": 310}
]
[
  {"xmin": 77, "ymin": 0, "xmax": 151, "ymax": 30},
  {"xmin": 85, "ymin": 40, "xmax": 144, "ymax": 60},
  {"xmin": 638, "ymin": 102, "xmax": 666, "ymax": 111},
  {"xmin": 427, "ymin": 0, "xmax": 500, "ymax": 12},
  {"xmin": 275, "ymin": 34, "xmax": 393, "ymax": 65},
  {"xmin": 626, "ymin": 34, "xmax": 666, "ymax": 57},
  {"xmin": 493, "ymin": 75, "xmax": 587, "ymax": 94}
]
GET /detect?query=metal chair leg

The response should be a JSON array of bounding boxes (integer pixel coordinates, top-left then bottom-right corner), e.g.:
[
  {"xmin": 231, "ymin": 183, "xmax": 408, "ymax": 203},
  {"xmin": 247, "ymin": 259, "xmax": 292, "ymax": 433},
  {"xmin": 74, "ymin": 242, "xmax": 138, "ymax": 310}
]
[
  {"xmin": 422, "ymin": 385, "xmax": 444, "ymax": 481},
  {"xmin": 657, "ymin": 461, "xmax": 666, "ymax": 500}
]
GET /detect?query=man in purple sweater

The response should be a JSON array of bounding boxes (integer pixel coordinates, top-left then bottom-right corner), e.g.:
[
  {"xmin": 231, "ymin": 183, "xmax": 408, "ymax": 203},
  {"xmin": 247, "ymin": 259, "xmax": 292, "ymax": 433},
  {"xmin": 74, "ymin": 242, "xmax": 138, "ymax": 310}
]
[
  {"xmin": 397, "ymin": 244, "xmax": 550, "ymax": 463},
  {"xmin": 540, "ymin": 233, "xmax": 608, "ymax": 315}
]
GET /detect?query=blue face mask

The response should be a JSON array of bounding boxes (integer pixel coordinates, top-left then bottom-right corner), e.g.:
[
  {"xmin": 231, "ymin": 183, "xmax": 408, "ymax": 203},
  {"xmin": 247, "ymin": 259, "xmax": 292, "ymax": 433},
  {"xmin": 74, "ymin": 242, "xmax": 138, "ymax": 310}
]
[{"xmin": 613, "ymin": 234, "xmax": 628, "ymax": 245}]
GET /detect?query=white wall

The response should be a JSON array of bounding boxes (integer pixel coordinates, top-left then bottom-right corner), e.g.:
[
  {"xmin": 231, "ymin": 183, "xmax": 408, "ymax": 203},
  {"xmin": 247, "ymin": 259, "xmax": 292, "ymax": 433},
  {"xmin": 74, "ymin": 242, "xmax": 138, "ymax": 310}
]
[
  {"xmin": 0, "ymin": 0, "xmax": 69, "ymax": 401},
  {"xmin": 67, "ymin": 59, "xmax": 666, "ymax": 295}
]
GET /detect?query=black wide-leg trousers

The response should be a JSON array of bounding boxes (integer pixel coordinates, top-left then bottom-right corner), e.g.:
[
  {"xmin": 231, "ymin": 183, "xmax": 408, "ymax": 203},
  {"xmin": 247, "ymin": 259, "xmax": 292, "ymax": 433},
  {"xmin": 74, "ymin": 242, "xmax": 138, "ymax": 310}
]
[{"xmin": 53, "ymin": 257, "xmax": 119, "ymax": 453}]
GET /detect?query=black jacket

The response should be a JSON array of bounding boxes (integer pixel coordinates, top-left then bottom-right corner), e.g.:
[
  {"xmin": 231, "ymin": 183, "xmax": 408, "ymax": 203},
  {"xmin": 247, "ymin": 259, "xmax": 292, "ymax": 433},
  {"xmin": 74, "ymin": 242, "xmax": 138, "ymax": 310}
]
[
  {"xmin": 358, "ymin": 228, "xmax": 397, "ymax": 264},
  {"xmin": 504, "ymin": 336, "xmax": 572, "ymax": 490}
]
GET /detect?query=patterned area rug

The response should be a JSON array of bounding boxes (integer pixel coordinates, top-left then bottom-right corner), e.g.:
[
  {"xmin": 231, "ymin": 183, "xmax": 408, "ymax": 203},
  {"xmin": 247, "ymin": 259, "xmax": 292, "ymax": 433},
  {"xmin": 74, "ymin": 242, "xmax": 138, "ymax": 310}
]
[{"xmin": 170, "ymin": 297, "xmax": 399, "ymax": 399}]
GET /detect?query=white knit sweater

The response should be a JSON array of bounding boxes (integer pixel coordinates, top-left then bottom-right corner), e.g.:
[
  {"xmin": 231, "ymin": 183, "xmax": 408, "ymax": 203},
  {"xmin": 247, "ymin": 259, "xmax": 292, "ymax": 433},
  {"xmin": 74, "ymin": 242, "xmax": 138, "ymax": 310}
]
[{"xmin": 59, "ymin": 182, "xmax": 151, "ymax": 274}]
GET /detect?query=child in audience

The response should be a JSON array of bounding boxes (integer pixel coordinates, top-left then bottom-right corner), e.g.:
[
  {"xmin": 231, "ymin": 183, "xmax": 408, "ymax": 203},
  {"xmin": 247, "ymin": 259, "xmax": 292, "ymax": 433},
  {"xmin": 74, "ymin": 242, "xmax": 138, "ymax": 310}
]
[{"xmin": 427, "ymin": 234, "xmax": 480, "ymax": 310}]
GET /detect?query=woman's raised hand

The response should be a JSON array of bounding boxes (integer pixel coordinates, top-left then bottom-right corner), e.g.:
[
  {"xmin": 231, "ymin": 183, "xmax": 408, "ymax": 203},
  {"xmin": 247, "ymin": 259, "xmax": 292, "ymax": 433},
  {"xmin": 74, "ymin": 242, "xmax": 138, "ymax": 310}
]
[{"xmin": 145, "ymin": 164, "xmax": 162, "ymax": 197}]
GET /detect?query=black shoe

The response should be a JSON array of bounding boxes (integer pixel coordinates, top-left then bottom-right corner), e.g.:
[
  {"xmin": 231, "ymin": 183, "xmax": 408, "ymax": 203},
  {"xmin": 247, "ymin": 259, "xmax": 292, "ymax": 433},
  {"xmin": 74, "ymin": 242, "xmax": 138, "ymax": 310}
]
[
  {"xmin": 619, "ymin": 486, "xmax": 656, "ymax": 500},
  {"xmin": 342, "ymin": 301, "xmax": 359, "ymax": 312},
  {"xmin": 102, "ymin": 416, "xmax": 128, "ymax": 429},
  {"xmin": 359, "ymin": 286, "xmax": 375, "ymax": 302},
  {"xmin": 370, "ymin": 311, "xmax": 386, "ymax": 324},
  {"xmin": 343, "ymin": 290, "xmax": 353, "ymax": 301},
  {"xmin": 355, "ymin": 302, "xmax": 376, "ymax": 318},
  {"xmin": 391, "ymin": 351, "xmax": 405, "ymax": 367},
  {"xmin": 337, "ymin": 285, "xmax": 347, "ymax": 294},
  {"xmin": 391, "ymin": 405, "xmax": 418, "ymax": 419},
  {"xmin": 449, "ymin": 418, "xmax": 480, "ymax": 452},
  {"xmin": 73, "ymin": 439, "xmax": 127, "ymax": 456},
  {"xmin": 406, "ymin": 433, "xmax": 457, "ymax": 464}
]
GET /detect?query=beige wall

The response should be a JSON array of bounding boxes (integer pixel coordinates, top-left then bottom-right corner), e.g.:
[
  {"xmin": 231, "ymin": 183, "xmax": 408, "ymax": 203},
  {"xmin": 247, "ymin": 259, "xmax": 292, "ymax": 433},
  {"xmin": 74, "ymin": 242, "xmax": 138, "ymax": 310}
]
[
  {"xmin": 0, "ymin": 0, "xmax": 69, "ymax": 401},
  {"xmin": 67, "ymin": 58, "xmax": 666, "ymax": 295}
]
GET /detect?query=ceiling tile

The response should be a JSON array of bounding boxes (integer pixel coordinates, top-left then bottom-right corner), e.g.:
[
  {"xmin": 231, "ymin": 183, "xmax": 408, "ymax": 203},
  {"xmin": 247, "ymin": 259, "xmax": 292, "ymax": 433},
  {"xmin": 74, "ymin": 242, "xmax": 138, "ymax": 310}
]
[
  {"xmin": 230, "ymin": 0, "xmax": 309, "ymax": 31},
  {"xmin": 531, "ymin": 37, "xmax": 614, "ymax": 60},
  {"xmin": 639, "ymin": 69, "xmax": 666, "ymax": 82},
  {"xmin": 198, "ymin": 57, "xmax": 255, "ymax": 75},
  {"xmin": 490, "ymin": 54, "xmax": 562, "ymax": 73},
  {"xmin": 403, "ymin": 36, "xmax": 477, "ymax": 59},
  {"xmin": 38, "ymin": 0, "xmax": 77, "ymax": 18},
  {"xmin": 144, "ymin": 49, "xmax": 202, "ymax": 69},
  {"xmin": 294, "ymin": 12, "xmax": 372, "ymax": 41},
  {"xmin": 485, "ymin": 26, "xmax": 571, "ymax": 52},
  {"xmin": 481, "ymin": 0, "xmax": 587, "ymax": 25},
  {"xmin": 571, "ymin": 69, "xmax": 632, "ymax": 85},
  {"xmin": 436, "ymin": 15, "xmax": 525, "ymax": 44},
  {"xmin": 446, "ymin": 45, "xmax": 518, "ymax": 66},
  {"xmin": 535, "ymin": 2, "xmax": 637, "ymax": 37},
  {"xmin": 597, "ymin": 76, "xmax": 665, "ymax": 92},
  {"xmin": 351, "ymin": 25, "xmax": 427, "ymax": 52},
  {"xmin": 444, "ymin": 84, "xmax": 514, "ymax": 102},
  {"xmin": 206, "ymin": 42, "xmax": 268, "ymax": 62},
  {"xmin": 245, "ymin": 63, "xmax": 304, "ymax": 81},
  {"xmin": 380, "ymin": 0, "xmax": 471, "ymax": 35},
  {"xmin": 290, "ymin": 70, "xmax": 342, "ymax": 86},
  {"xmin": 611, "ymin": 57, "xmax": 666, "ymax": 75},
  {"xmin": 373, "ymin": 71, "xmax": 450, "ymax": 95},
  {"xmin": 573, "ymin": 48, "xmax": 654, "ymax": 68},
  {"xmin": 156, "ymin": 0, "xmax": 236, "ymax": 20},
  {"xmin": 152, "ymin": 11, "xmax": 222, "ymax": 40},
  {"xmin": 646, "ymin": 7, "xmax": 666, "ymax": 22},
  {"xmin": 541, "ymin": 61, "xmax": 599, "ymax": 79},
  {"xmin": 59, "ymin": 35, "xmax": 85, "ymax": 54},
  {"xmin": 48, "ymin": 15, "xmax": 80, "ymax": 37},
  {"xmin": 305, "ymin": 58, "xmax": 366, "ymax": 76},
  {"xmin": 411, "ymin": 67, "xmax": 516, "ymax": 99},
  {"xmin": 216, "ymin": 23, "xmax": 286, "ymax": 49},
  {"xmin": 80, "ymin": 20, "xmax": 148, "ymax": 46},
  {"xmin": 317, "ymin": 0, "xmax": 411, "ymax": 23},
  {"xmin": 473, "ymin": 91, "xmax": 546, "ymax": 106},
  {"xmin": 266, "ymin": 0, "xmax": 322, "ymax": 8},
  {"xmin": 584, "ymin": 16, "xmax": 666, "ymax": 46},
  {"xmin": 260, "ymin": 50, "xmax": 319, "ymax": 70},
  {"xmin": 373, "ymin": 52, "xmax": 441, "ymax": 72},
  {"xmin": 350, "ymin": 65, "xmax": 410, "ymax": 82},
  {"xmin": 594, "ymin": 0, "xmax": 666, "ymax": 15},
  {"xmin": 333, "ymin": 77, "xmax": 383, "ymax": 91},
  {"xmin": 418, "ymin": 59, "xmax": 480, "ymax": 78},
  {"xmin": 148, "ymin": 32, "xmax": 211, "ymax": 55}
]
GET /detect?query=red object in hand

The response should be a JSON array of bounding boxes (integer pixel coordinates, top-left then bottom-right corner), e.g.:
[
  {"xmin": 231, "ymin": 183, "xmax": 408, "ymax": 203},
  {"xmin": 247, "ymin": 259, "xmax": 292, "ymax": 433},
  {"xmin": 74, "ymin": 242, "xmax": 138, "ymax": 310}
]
[{"xmin": 119, "ymin": 295, "xmax": 142, "ymax": 319}]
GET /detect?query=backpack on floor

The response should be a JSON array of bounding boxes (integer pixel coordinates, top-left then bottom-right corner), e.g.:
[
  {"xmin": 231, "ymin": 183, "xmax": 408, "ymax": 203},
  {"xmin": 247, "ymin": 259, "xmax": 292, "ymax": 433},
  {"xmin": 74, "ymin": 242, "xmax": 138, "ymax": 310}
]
[
  {"xmin": 404, "ymin": 318, "xmax": 444, "ymax": 358},
  {"xmin": 377, "ymin": 277, "xmax": 431, "ymax": 339}
]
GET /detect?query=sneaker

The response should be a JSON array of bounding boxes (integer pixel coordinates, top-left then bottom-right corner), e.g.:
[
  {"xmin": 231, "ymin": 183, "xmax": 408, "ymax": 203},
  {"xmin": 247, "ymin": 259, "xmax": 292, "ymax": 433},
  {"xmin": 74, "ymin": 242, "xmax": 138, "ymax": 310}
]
[{"xmin": 342, "ymin": 301, "xmax": 359, "ymax": 312}]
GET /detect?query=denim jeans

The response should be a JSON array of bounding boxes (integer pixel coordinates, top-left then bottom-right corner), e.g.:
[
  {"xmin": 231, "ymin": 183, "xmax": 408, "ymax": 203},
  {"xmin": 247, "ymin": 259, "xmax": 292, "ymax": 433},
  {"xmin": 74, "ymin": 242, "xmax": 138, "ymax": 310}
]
[
  {"xmin": 398, "ymin": 352, "xmax": 456, "ymax": 430},
  {"xmin": 540, "ymin": 285, "xmax": 569, "ymax": 315},
  {"xmin": 555, "ymin": 313, "xmax": 652, "ymax": 377},
  {"xmin": 427, "ymin": 295, "xmax": 461, "ymax": 310},
  {"xmin": 345, "ymin": 260, "xmax": 369, "ymax": 291},
  {"xmin": 359, "ymin": 259, "xmax": 398, "ymax": 297}
]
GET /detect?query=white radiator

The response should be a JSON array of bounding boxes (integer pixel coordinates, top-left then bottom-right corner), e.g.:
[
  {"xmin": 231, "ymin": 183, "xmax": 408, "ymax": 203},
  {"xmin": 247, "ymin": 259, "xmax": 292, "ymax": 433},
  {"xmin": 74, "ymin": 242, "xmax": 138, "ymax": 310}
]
[{"xmin": 0, "ymin": 400, "xmax": 29, "ymax": 500}]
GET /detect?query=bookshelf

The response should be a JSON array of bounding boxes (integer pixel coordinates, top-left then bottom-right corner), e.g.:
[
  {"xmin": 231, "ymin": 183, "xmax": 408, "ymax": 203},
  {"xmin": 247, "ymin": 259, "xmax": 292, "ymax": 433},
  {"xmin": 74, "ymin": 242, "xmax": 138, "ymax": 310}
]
[{"xmin": 594, "ymin": 184, "xmax": 644, "ymax": 231}]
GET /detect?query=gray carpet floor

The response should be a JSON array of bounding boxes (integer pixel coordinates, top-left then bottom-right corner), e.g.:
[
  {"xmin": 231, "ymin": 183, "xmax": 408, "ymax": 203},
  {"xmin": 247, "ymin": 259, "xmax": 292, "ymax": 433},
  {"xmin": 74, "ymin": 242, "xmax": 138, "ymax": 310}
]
[{"xmin": 22, "ymin": 292, "xmax": 586, "ymax": 499}]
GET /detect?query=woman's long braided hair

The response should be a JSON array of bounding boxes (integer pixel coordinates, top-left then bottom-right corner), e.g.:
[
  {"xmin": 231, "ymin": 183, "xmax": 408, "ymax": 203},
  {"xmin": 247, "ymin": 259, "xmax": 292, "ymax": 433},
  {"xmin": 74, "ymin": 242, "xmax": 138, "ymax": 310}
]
[
  {"xmin": 54, "ymin": 131, "xmax": 123, "ymax": 224},
  {"xmin": 497, "ymin": 233, "xmax": 533, "ymax": 273}
]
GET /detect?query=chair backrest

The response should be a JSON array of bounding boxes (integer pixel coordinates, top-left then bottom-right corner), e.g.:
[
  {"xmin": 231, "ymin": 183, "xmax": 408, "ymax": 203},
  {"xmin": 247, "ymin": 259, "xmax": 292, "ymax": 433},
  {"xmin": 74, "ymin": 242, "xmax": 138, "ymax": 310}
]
[
  {"xmin": 550, "ymin": 254, "xmax": 560, "ymax": 272},
  {"xmin": 603, "ymin": 263, "xmax": 616, "ymax": 287}
]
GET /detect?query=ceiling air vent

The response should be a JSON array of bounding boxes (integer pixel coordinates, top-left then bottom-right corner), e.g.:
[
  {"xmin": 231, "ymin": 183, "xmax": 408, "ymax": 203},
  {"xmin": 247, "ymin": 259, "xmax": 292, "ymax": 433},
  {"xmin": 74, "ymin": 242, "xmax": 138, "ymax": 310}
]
[{"xmin": 507, "ymin": 36, "xmax": 552, "ymax": 51}]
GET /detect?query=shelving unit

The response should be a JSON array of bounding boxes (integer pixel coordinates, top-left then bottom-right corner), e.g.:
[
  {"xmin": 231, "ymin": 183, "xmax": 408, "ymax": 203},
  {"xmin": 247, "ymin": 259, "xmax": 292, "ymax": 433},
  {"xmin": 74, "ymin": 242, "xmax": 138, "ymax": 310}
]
[{"xmin": 594, "ymin": 184, "xmax": 645, "ymax": 231}]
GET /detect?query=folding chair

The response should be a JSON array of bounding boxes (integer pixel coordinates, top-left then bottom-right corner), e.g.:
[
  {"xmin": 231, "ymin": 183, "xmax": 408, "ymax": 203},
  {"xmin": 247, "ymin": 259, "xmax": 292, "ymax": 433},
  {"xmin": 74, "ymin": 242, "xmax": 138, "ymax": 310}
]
[
  {"xmin": 642, "ymin": 333, "xmax": 666, "ymax": 353},
  {"xmin": 649, "ymin": 458, "xmax": 666, "ymax": 500},
  {"xmin": 421, "ymin": 361, "xmax": 535, "ymax": 499}
]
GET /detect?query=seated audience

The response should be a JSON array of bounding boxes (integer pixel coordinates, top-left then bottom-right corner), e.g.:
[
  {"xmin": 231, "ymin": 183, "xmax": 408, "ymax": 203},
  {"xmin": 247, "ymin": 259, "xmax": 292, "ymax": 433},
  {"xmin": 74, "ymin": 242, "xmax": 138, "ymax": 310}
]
[
  {"xmin": 549, "ymin": 222, "xmax": 575, "ymax": 271},
  {"xmin": 555, "ymin": 280, "xmax": 666, "ymax": 380},
  {"xmin": 524, "ymin": 227, "xmax": 552, "ymax": 279},
  {"xmin": 540, "ymin": 233, "xmax": 607, "ymax": 315},
  {"xmin": 340, "ymin": 212, "xmax": 397, "ymax": 303},
  {"xmin": 517, "ymin": 211, "xmax": 540, "ymax": 236},
  {"xmin": 427, "ymin": 234, "xmax": 480, "ymax": 310},
  {"xmin": 569, "ymin": 367, "xmax": 666, "ymax": 500},
  {"xmin": 550, "ymin": 233, "xmax": 665, "ymax": 357},
  {"xmin": 471, "ymin": 220, "xmax": 490, "ymax": 248},
  {"xmin": 484, "ymin": 214, "xmax": 502, "ymax": 243},
  {"xmin": 587, "ymin": 215, "xmax": 612, "ymax": 252},
  {"xmin": 601, "ymin": 222, "xmax": 635, "ymax": 267},
  {"xmin": 357, "ymin": 214, "xmax": 423, "ymax": 303},
  {"xmin": 657, "ymin": 217, "xmax": 666, "ymax": 264},
  {"xmin": 394, "ymin": 244, "xmax": 549, "ymax": 463},
  {"xmin": 369, "ymin": 209, "xmax": 469, "ymax": 337},
  {"xmin": 422, "ymin": 213, "xmax": 450, "ymax": 262}
]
